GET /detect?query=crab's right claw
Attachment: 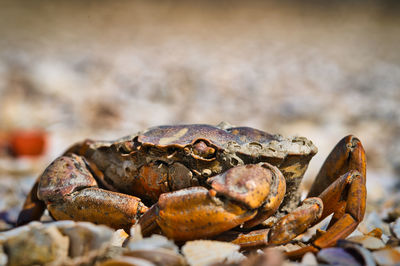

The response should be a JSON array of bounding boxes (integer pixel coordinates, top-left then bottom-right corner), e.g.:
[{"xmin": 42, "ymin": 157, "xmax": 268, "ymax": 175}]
[{"xmin": 139, "ymin": 163, "xmax": 286, "ymax": 241}]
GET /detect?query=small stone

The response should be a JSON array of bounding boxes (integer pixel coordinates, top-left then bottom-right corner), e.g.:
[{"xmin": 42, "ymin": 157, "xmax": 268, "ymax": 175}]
[
  {"xmin": 0, "ymin": 221, "xmax": 38, "ymax": 243},
  {"xmin": 57, "ymin": 221, "xmax": 114, "ymax": 258},
  {"xmin": 241, "ymin": 248, "xmax": 283, "ymax": 266},
  {"xmin": 0, "ymin": 245, "xmax": 7, "ymax": 266},
  {"xmin": 390, "ymin": 217, "xmax": 400, "ymax": 239},
  {"xmin": 111, "ymin": 229, "xmax": 129, "ymax": 247},
  {"xmin": 129, "ymin": 224, "xmax": 143, "ymax": 242},
  {"xmin": 347, "ymin": 235, "xmax": 385, "ymax": 250},
  {"xmin": 128, "ymin": 234, "xmax": 178, "ymax": 252},
  {"xmin": 347, "ymin": 229, "xmax": 365, "ymax": 238},
  {"xmin": 337, "ymin": 240, "xmax": 376, "ymax": 266},
  {"xmin": 317, "ymin": 247, "xmax": 362, "ymax": 266},
  {"xmin": 372, "ymin": 247, "xmax": 400, "ymax": 266},
  {"xmin": 182, "ymin": 240, "xmax": 243, "ymax": 266},
  {"xmin": 273, "ymin": 242, "xmax": 307, "ymax": 253},
  {"xmin": 358, "ymin": 211, "xmax": 391, "ymax": 236},
  {"xmin": 0, "ymin": 220, "xmax": 11, "ymax": 232},
  {"xmin": 4, "ymin": 224, "xmax": 69, "ymax": 266},
  {"xmin": 100, "ymin": 256, "xmax": 156, "ymax": 266},
  {"xmin": 300, "ymin": 252, "xmax": 318, "ymax": 265},
  {"xmin": 125, "ymin": 248, "xmax": 185, "ymax": 266}
]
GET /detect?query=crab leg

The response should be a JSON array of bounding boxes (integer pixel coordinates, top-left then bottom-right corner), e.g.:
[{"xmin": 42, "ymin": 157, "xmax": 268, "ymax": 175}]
[
  {"xmin": 17, "ymin": 177, "xmax": 46, "ymax": 226},
  {"xmin": 268, "ymin": 197, "xmax": 323, "ymax": 245},
  {"xmin": 307, "ymin": 135, "xmax": 366, "ymax": 197},
  {"xmin": 285, "ymin": 170, "xmax": 366, "ymax": 259},
  {"xmin": 313, "ymin": 170, "xmax": 366, "ymax": 248},
  {"xmin": 308, "ymin": 135, "xmax": 366, "ymax": 247},
  {"xmin": 216, "ymin": 198, "xmax": 322, "ymax": 249},
  {"xmin": 18, "ymin": 154, "xmax": 148, "ymax": 231}
]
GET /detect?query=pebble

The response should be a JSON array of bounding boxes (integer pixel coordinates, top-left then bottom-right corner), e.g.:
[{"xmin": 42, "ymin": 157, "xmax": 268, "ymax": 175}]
[
  {"xmin": 111, "ymin": 229, "xmax": 129, "ymax": 247},
  {"xmin": 182, "ymin": 240, "xmax": 244, "ymax": 266},
  {"xmin": 317, "ymin": 247, "xmax": 362, "ymax": 266},
  {"xmin": 129, "ymin": 224, "xmax": 143, "ymax": 242},
  {"xmin": 125, "ymin": 248, "xmax": 185, "ymax": 266},
  {"xmin": 372, "ymin": 247, "xmax": 400, "ymax": 266},
  {"xmin": 100, "ymin": 256, "xmax": 156, "ymax": 266},
  {"xmin": 241, "ymin": 248, "xmax": 284, "ymax": 266},
  {"xmin": 128, "ymin": 234, "xmax": 179, "ymax": 252},
  {"xmin": 358, "ymin": 211, "xmax": 391, "ymax": 236},
  {"xmin": 390, "ymin": 217, "xmax": 400, "ymax": 239},
  {"xmin": 347, "ymin": 235, "xmax": 385, "ymax": 250},
  {"xmin": 124, "ymin": 230, "xmax": 185, "ymax": 265},
  {"xmin": 337, "ymin": 240, "xmax": 377, "ymax": 266},
  {"xmin": 0, "ymin": 246, "xmax": 7, "ymax": 266},
  {"xmin": 3, "ymin": 224, "xmax": 69, "ymax": 266},
  {"xmin": 300, "ymin": 252, "xmax": 318, "ymax": 266},
  {"xmin": 55, "ymin": 221, "xmax": 114, "ymax": 258}
]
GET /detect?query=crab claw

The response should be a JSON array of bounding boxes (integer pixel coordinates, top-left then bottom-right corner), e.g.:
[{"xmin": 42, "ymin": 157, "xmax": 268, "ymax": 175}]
[{"xmin": 139, "ymin": 163, "xmax": 286, "ymax": 241}]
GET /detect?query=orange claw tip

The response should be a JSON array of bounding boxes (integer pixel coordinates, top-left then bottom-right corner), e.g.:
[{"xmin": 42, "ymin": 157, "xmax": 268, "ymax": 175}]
[{"xmin": 208, "ymin": 189, "xmax": 217, "ymax": 197}]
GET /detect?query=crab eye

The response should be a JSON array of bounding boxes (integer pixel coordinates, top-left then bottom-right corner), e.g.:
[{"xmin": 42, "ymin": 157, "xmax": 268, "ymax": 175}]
[
  {"xmin": 192, "ymin": 140, "xmax": 216, "ymax": 159},
  {"xmin": 118, "ymin": 141, "xmax": 135, "ymax": 154}
]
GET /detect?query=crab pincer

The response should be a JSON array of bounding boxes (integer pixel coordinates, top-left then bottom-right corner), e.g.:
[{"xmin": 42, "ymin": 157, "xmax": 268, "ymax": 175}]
[{"xmin": 140, "ymin": 163, "xmax": 286, "ymax": 241}]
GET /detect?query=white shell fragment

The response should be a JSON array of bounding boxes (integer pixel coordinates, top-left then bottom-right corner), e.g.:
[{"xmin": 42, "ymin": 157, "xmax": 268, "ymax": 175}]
[
  {"xmin": 300, "ymin": 252, "xmax": 318, "ymax": 266},
  {"xmin": 100, "ymin": 256, "xmax": 156, "ymax": 266},
  {"xmin": 182, "ymin": 240, "xmax": 244, "ymax": 266},
  {"xmin": 0, "ymin": 245, "xmax": 8, "ymax": 266},
  {"xmin": 111, "ymin": 229, "xmax": 129, "ymax": 247},
  {"xmin": 129, "ymin": 224, "xmax": 143, "ymax": 242},
  {"xmin": 347, "ymin": 235, "xmax": 385, "ymax": 250},
  {"xmin": 390, "ymin": 217, "xmax": 400, "ymax": 239},
  {"xmin": 372, "ymin": 247, "xmax": 400, "ymax": 266},
  {"xmin": 128, "ymin": 234, "xmax": 179, "ymax": 252}
]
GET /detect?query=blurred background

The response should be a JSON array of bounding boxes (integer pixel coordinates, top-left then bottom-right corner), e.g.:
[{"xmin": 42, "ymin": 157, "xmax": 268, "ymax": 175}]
[{"xmin": 0, "ymin": 0, "xmax": 400, "ymax": 226}]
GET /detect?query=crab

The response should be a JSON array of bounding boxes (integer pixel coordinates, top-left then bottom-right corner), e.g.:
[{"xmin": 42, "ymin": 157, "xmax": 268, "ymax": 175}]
[{"xmin": 17, "ymin": 123, "xmax": 366, "ymax": 257}]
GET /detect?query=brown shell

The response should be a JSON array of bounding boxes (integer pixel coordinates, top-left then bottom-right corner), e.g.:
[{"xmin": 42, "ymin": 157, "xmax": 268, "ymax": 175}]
[
  {"xmin": 227, "ymin": 126, "xmax": 278, "ymax": 143},
  {"xmin": 137, "ymin": 124, "xmax": 240, "ymax": 148}
]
